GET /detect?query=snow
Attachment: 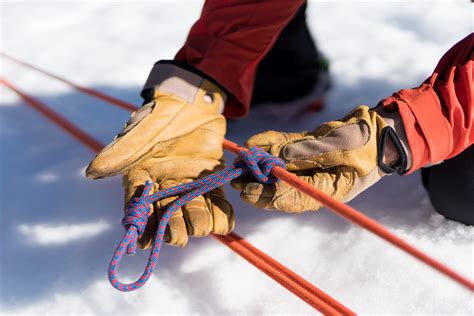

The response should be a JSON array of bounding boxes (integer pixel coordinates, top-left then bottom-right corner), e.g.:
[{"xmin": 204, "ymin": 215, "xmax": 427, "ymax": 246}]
[
  {"xmin": 1, "ymin": 0, "xmax": 473, "ymax": 314},
  {"xmin": 18, "ymin": 221, "xmax": 111, "ymax": 246}
]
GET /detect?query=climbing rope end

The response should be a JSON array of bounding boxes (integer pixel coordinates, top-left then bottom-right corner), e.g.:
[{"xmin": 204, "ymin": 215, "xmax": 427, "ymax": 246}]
[{"xmin": 126, "ymin": 231, "xmax": 138, "ymax": 255}]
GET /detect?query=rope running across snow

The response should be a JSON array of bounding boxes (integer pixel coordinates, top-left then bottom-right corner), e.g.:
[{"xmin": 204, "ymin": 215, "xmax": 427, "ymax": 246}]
[
  {"xmin": 1, "ymin": 75, "xmax": 352, "ymax": 314},
  {"xmin": 3, "ymin": 53, "xmax": 473, "ymax": 309},
  {"xmin": 3, "ymin": 55, "xmax": 473, "ymax": 290}
]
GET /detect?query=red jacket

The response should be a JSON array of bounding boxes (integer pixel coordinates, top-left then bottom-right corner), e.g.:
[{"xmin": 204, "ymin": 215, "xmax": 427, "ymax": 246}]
[
  {"xmin": 175, "ymin": 1, "xmax": 473, "ymax": 173},
  {"xmin": 379, "ymin": 34, "xmax": 473, "ymax": 172}
]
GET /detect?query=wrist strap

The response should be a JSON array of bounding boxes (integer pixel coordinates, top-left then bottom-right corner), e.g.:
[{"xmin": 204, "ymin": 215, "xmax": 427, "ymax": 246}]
[{"xmin": 378, "ymin": 126, "xmax": 408, "ymax": 175}]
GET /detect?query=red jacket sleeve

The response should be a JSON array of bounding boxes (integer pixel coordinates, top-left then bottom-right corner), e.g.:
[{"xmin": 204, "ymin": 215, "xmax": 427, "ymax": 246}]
[
  {"xmin": 380, "ymin": 33, "xmax": 473, "ymax": 173},
  {"xmin": 175, "ymin": 0, "xmax": 305, "ymax": 117}
]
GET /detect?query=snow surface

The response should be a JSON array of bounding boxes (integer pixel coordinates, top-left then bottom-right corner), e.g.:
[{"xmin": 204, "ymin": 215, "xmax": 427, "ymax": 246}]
[{"xmin": 1, "ymin": 1, "xmax": 473, "ymax": 314}]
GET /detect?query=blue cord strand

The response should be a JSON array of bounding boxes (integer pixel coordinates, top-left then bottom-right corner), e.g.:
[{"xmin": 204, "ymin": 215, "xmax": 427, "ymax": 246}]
[{"xmin": 108, "ymin": 147, "xmax": 285, "ymax": 291}]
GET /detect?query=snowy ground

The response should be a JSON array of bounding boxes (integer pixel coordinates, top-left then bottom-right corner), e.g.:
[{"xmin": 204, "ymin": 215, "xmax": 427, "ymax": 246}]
[{"xmin": 1, "ymin": 1, "xmax": 473, "ymax": 314}]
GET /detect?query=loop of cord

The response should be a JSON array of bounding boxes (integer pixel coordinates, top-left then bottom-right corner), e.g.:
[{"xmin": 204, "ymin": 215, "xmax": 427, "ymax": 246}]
[
  {"xmin": 5, "ymin": 53, "xmax": 472, "ymax": 309},
  {"xmin": 1, "ymin": 70, "xmax": 356, "ymax": 314},
  {"xmin": 108, "ymin": 147, "xmax": 285, "ymax": 292}
]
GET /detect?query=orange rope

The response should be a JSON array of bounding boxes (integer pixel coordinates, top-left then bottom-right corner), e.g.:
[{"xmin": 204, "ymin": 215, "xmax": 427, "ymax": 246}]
[
  {"xmin": 3, "ymin": 52, "xmax": 473, "ymax": 294},
  {"xmin": 1, "ymin": 53, "xmax": 136, "ymax": 112},
  {"xmin": 0, "ymin": 78, "xmax": 103, "ymax": 152},
  {"xmin": 1, "ymin": 76, "xmax": 353, "ymax": 315},
  {"xmin": 223, "ymin": 140, "xmax": 474, "ymax": 291}
]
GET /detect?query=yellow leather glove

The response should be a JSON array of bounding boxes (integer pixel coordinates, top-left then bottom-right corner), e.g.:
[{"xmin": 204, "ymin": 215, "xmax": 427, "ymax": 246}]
[
  {"xmin": 231, "ymin": 105, "xmax": 410, "ymax": 212},
  {"xmin": 86, "ymin": 63, "xmax": 234, "ymax": 247}
]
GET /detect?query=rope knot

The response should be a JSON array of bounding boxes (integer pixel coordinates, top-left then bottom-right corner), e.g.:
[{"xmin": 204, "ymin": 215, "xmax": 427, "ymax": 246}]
[
  {"xmin": 121, "ymin": 181, "xmax": 154, "ymax": 255},
  {"xmin": 236, "ymin": 147, "xmax": 286, "ymax": 184},
  {"xmin": 109, "ymin": 147, "xmax": 286, "ymax": 291}
]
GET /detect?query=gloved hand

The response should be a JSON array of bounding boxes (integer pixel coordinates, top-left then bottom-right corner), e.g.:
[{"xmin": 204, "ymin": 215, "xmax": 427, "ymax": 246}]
[
  {"xmin": 86, "ymin": 62, "xmax": 234, "ymax": 247},
  {"xmin": 231, "ymin": 105, "xmax": 410, "ymax": 212}
]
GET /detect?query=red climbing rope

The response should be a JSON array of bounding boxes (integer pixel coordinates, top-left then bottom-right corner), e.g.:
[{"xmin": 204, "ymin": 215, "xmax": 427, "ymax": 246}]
[
  {"xmin": 1, "ymin": 53, "xmax": 136, "ymax": 112},
  {"xmin": 0, "ymin": 78, "xmax": 103, "ymax": 152},
  {"xmin": 224, "ymin": 140, "xmax": 474, "ymax": 291},
  {"xmin": 0, "ymin": 76, "xmax": 353, "ymax": 315},
  {"xmin": 109, "ymin": 147, "xmax": 286, "ymax": 292},
  {"xmin": 5, "ymin": 55, "xmax": 474, "ymax": 292},
  {"xmin": 2, "ymin": 53, "xmax": 473, "ymax": 295}
]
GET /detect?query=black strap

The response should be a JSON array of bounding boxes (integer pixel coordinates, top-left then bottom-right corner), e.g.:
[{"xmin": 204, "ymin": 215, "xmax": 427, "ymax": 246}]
[{"xmin": 378, "ymin": 126, "xmax": 408, "ymax": 175}]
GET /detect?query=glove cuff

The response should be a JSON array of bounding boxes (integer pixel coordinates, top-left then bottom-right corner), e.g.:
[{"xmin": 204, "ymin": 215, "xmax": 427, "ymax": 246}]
[{"xmin": 142, "ymin": 61, "xmax": 226, "ymax": 114}]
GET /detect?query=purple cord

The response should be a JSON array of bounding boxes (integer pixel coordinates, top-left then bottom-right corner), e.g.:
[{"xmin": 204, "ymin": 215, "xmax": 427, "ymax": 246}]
[{"xmin": 108, "ymin": 147, "xmax": 285, "ymax": 292}]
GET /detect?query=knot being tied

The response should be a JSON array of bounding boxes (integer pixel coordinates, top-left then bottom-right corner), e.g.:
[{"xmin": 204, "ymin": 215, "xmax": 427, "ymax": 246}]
[
  {"xmin": 237, "ymin": 147, "xmax": 285, "ymax": 183},
  {"xmin": 109, "ymin": 146, "xmax": 285, "ymax": 292},
  {"xmin": 121, "ymin": 181, "xmax": 154, "ymax": 255}
]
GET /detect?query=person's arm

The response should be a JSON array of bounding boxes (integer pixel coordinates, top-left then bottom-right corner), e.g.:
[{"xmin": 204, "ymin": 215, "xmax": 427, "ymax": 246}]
[
  {"xmin": 175, "ymin": 0, "xmax": 306, "ymax": 117},
  {"xmin": 379, "ymin": 33, "xmax": 473, "ymax": 173},
  {"xmin": 230, "ymin": 34, "xmax": 473, "ymax": 213},
  {"xmin": 86, "ymin": 1, "xmax": 306, "ymax": 246}
]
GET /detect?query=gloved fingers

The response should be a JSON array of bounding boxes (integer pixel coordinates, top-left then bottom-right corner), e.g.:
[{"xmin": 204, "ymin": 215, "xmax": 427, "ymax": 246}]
[
  {"xmin": 240, "ymin": 181, "xmax": 278, "ymax": 210},
  {"xmin": 181, "ymin": 179, "xmax": 213, "ymax": 237},
  {"xmin": 232, "ymin": 170, "xmax": 357, "ymax": 212},
  {"xmin": 138, "ymin": 207, "xmax": 159, "ymax": 249},
  {"xmin": 272, "ymin": 182, "xmax": 323, "ymax": 212},
  {"xmin": 164, "ymin": 209, "xmax": 188, "ymax": 247},
  {"xmin": 271, "ymin": 169, "xmax": 355, "ymax": 211},
  {"xmin": 245, "ymin": 130, "xmax": 309, "ymax": 154},
  {"xmin": 237, "ymin": 178, "xmax": 322, "ymax": 212},
  {"xmin": 231, "ymin": 172, "xmax": 281, "ymax": 210},
  {"xmin": 123, "ymin": 166, "xmax": 156, "ymax": 207},
  {"xmin": 158, "ymin": 180, "xmax": 189, "ymax": 247},
  {"xmin": 121, "ymin": 168, "xmax": 160, "ymax": 249},
  {"xmin": 206, "ymin": 186, "xmax": 235, "ymax": 235},
  {"xmin": 230, "ymin": 173, "xmax": 258, "ymax": 192}
]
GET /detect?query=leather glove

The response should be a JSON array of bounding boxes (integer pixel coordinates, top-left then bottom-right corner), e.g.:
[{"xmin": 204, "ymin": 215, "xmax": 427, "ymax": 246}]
[
  {"xmin": 231, "ymin": 105, "xmax": 410, "ymax": 212},
  {"xmin": 86, "ymin": 62, "xmax": 234, "ymax": 247}
]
